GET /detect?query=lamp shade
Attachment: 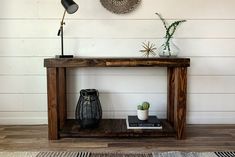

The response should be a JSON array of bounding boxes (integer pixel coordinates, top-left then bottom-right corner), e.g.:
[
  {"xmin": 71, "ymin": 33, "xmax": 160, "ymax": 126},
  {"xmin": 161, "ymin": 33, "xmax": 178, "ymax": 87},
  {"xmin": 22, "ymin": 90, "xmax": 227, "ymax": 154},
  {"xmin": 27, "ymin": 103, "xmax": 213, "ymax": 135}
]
[{"xmin": 61, "ymin": 0, "xmax": 79, "ymax": 14}]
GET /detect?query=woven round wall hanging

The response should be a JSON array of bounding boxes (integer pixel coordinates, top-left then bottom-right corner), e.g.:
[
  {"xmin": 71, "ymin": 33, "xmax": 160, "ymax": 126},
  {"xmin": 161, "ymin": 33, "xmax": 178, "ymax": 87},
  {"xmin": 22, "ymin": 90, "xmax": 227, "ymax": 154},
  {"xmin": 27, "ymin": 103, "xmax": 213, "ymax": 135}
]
[{"xmin": 100, "ymin": 0, "xmax": 141, "ymax": 14}]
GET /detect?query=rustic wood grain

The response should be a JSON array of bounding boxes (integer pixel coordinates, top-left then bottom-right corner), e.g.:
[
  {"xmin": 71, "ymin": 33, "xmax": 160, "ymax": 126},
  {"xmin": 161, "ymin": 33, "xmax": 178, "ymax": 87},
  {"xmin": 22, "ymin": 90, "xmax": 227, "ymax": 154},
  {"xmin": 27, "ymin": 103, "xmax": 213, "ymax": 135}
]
[
  {"xmin": 47, "ymin": 68, "xmax": 59, "ymax": 140},
  {"xmin": 58, "ymin": 68, "xmax": 67, "ymax": 130},
  {"xmin": 174, "ymin": 67, "xmax": 187, "ymax": 140},
  {"xmin": 44, "ymin": 58, "xmax": 190, "ymax": 140},
  {"xmin": 44, "ymin": 58, "xmax": 190, "ymax": 68},
  {"xmin": 60, "ymin": 119, "xmax": 175, "ymax": 138},
  {"xmin": 167, "ymin": 67, "xmax": 176, "ymax": 126}
]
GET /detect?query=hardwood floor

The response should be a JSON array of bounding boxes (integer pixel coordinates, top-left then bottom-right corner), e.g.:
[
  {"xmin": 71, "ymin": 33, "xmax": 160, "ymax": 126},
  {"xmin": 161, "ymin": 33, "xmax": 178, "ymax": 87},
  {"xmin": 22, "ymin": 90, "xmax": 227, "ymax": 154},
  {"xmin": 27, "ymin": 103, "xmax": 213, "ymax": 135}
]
[{"xmin": 0, "ymin": 124, "xmax": 234, "ymax": 152}]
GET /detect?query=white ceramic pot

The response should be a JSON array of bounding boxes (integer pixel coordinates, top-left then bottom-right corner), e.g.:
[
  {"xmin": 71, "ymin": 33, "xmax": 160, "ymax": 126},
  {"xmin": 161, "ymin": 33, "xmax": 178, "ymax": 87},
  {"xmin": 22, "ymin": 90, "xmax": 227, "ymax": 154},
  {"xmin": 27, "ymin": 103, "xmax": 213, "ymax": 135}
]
[{"xmin": 137, "ymin": 109, "xmax": 149, "ymax": 120}]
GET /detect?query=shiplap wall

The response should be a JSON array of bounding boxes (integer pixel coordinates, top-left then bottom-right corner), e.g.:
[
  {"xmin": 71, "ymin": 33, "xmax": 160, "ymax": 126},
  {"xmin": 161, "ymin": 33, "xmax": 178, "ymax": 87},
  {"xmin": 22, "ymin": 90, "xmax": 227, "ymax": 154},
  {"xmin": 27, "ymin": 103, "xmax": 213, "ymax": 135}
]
[{"xmin": 1, "ymin": 0, "xmax": 235, "ymax": 124}]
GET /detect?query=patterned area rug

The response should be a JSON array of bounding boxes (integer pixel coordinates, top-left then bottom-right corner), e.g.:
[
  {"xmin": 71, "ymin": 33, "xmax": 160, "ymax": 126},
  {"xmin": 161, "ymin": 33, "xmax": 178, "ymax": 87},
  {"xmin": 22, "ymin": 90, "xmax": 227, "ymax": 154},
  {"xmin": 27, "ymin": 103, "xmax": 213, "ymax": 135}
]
[
  {"xmin": 153, "ymin": 152, "xmax": 235, "ymax": 157},
  {"xmin": 0, "ymin": 152, "xmax": 234, "ymax": 157}
]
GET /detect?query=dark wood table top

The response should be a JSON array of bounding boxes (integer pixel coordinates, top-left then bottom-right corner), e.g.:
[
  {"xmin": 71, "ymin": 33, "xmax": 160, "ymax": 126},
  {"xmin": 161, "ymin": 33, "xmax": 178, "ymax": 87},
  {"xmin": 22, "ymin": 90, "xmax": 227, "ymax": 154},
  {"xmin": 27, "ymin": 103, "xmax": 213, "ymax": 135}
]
[{"xmin": 44, "ymin": 57, "xmax": 190, "ymax": 68}]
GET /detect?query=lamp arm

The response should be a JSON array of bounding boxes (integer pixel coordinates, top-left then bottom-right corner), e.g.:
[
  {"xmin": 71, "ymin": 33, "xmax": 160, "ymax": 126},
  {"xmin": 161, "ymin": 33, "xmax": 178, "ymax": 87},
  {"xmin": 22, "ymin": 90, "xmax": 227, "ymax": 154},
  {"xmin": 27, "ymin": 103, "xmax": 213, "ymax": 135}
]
[
  {"xmin": 56, "ymin": 0, "xmax": 78, "ymax": 58},
  {"xmin": 57, "ymin": 10, "xmax": 67, "ymax": 56},
  {"xmin": 57, "ymin": 10, "xmax": 66, "ymax": 36}
]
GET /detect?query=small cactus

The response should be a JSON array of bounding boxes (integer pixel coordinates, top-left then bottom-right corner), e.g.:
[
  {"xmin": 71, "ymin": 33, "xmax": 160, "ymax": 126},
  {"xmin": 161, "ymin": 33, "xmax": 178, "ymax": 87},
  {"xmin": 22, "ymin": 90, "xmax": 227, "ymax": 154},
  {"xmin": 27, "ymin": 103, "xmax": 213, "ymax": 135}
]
[
  {"xmin": 142, "ymin": 102, "xmax": 150, "ymax": 110},
  {"xmin": 137, "ymin": 105, "xmax": 143, "ymax": 110},
  {"xmin": 137, "ymin": 102, "xmax": 150, "ymax": 110}
]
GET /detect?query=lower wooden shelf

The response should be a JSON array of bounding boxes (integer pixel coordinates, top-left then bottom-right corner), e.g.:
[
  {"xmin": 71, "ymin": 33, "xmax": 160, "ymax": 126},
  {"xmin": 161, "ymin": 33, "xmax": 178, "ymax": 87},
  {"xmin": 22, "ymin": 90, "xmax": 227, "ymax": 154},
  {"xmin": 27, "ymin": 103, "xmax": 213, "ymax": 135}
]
[{"xmin": 60, "ymin": 119, "xmax": 176, "ymax": 138}]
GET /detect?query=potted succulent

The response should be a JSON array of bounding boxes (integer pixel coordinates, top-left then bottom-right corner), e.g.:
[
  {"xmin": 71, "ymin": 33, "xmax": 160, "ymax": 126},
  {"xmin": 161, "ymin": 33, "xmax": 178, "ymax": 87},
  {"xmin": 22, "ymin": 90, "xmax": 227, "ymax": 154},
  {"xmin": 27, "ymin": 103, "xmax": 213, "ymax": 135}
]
[{"xmin": 137, "ymin": 102, "xmax": 150, "ymax": 120}]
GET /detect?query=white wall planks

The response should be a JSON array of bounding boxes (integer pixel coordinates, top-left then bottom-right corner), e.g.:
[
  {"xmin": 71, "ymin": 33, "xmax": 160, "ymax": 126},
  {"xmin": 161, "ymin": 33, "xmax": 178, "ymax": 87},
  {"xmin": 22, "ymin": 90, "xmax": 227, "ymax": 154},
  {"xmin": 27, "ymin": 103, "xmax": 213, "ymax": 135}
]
[
  {"xmin": 0, "ymin": 94, "xmax": 47, "ymax": 111},
  {"xmin": 0, "ymin": 75, "xmax": 235, "ymax": 94},
  {"xmin": 2, "ymin": 0, "xmax": 235, "ymax": 19},
  {"xmin": 1, "ymin": 20, "xmax": 235, "ymax": 38},
  {"xmin": 0, "ymin": 39, "xmax": 235, "ymax": 57},
  {"xmin": 0, "ymin": 112, "xmax": 48, "ymax": 125},
  {"xmin": 0, "ymin": 76, "xmax": 47, "ymax": 93},
  {"xmin": 1, "ymin": 93, "xmax": 235, "ymax": 112},
  {"xmin": 0, "ymin": 0, "xmax": 235, "ymax": 124}
]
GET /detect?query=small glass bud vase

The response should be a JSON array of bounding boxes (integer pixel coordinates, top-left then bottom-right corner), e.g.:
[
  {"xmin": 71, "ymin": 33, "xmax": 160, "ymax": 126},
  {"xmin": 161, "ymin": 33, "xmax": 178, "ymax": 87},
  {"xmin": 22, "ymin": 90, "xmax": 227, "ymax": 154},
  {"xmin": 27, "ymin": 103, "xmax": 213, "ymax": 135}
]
[{"xmin": 158, "ymin": 38, "xmax": 179, "ymax": 57}]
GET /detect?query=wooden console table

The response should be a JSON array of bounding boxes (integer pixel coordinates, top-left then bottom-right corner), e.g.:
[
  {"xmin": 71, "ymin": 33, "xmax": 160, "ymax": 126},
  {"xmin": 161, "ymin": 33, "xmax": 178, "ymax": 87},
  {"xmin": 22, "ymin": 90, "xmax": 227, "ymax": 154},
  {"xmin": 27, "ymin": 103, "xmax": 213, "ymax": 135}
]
[{"xmin": 44, "ymin": 58, "xmax": 190, "ymax": 140}]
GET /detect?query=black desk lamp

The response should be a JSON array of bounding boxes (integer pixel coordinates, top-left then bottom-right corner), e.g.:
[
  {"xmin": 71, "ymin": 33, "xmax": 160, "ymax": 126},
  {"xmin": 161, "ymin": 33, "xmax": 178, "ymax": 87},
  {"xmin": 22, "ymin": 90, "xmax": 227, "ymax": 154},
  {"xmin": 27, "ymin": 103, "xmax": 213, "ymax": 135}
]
[{"xmin": 57, "ymin": 0, "xmax": 79, "ymax": 58}]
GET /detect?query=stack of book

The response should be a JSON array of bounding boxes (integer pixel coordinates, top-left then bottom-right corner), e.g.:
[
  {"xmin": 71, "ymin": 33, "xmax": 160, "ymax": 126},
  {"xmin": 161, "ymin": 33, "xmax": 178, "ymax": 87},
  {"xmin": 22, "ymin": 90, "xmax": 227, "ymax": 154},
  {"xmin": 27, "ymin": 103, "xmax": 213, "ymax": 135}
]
[{"xmin": 126, "ymin": 115, "xmax": 162, "ymax": 129}]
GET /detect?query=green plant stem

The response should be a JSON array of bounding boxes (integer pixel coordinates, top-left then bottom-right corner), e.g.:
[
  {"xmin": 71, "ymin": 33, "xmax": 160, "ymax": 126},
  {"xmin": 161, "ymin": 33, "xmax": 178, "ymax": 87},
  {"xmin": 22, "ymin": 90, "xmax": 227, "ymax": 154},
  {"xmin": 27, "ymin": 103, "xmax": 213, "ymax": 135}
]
[
  {"xmin": 165, "ymin": 20, "xmax": 186, "ymax": 56},
  {"xmin": 156, "ymin": 13, "xmax": 186, "ymax": 56}
]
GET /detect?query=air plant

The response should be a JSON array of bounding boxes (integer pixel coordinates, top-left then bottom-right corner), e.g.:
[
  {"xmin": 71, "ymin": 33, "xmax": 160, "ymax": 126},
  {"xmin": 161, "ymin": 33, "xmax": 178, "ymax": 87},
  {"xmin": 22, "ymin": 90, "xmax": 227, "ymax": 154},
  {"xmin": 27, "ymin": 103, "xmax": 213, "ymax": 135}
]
[
  {"xmin": 156, "ymin": 13, "xmax": 186, "ymax": 56},
  {"xmin": 139, "ymin": 41, "xmax": 156, "ymax": 58}
]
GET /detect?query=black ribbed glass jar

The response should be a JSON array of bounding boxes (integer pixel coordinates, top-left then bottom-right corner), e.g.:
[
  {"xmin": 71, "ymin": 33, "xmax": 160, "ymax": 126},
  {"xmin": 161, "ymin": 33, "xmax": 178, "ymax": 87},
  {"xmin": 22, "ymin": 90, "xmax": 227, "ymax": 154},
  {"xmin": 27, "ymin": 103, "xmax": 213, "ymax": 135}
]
[{"xmin": 75, "ymin": 89, "xmax": 102, "ymax": 129}]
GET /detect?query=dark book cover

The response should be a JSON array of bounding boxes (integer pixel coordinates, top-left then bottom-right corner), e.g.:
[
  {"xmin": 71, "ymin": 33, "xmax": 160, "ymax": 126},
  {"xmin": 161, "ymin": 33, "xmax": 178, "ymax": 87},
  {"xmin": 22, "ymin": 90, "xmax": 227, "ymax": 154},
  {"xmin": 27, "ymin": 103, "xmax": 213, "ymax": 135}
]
[{"xmin": 126, "ymin": 116, "xmax": 162, "ymax": 129}]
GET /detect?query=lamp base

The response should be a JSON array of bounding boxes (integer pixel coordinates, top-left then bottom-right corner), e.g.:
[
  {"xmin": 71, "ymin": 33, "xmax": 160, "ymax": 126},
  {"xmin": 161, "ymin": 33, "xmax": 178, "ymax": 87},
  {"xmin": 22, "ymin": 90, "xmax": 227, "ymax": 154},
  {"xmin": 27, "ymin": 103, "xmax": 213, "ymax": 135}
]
[{"xmin": 56, "ymin": 55, "xmax": 74, "ymax": 58}]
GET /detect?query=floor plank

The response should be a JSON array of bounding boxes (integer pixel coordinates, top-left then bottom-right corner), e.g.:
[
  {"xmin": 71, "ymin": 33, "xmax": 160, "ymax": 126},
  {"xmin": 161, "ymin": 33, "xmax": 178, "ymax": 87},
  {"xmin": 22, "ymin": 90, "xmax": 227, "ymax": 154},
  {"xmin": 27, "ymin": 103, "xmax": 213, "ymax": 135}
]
[{"xmin": 0, "ymin": 124, "xmax": 234, "ymax": 152}]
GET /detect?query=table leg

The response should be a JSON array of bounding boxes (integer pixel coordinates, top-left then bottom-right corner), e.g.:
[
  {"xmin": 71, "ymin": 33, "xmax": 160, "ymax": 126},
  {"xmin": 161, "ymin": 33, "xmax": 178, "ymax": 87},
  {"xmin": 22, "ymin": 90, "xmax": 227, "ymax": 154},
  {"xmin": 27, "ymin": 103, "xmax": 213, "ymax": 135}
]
[
  {"xmin": 167, "ymin": 67, "xmax": 187, "ymax": 140},
  {"xmin": 174, "ymin": 67, "xmax": 187, "ymax": 139},
  {"xmin": 167, "ymin": 68, "xmax": 176, "ymax": 126},
  {"xmin": 58, "ymin": 68, "xmax": 67, "ymax": 130},
  {"xmin": 47, "ymin": 68, "xmax": 59, "ymax": 140}
]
